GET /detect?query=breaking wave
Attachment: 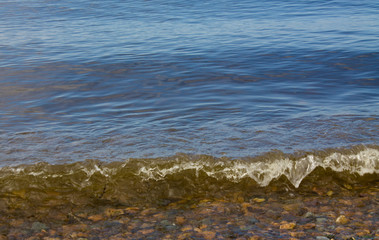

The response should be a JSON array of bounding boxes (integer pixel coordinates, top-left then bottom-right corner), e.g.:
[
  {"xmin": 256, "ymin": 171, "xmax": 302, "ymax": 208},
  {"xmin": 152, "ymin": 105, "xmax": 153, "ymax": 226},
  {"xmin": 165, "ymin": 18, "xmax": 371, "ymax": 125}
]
[{"xmin": 0, "ymin": 145, "xmax": 378, "ymax": 207}]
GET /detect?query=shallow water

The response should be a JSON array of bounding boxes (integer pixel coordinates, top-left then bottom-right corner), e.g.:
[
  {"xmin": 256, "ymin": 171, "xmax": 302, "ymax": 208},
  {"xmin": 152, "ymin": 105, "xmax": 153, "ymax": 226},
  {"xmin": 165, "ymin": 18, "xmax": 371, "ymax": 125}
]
[{"xmin": 0, "ymin": 0, "xmax": 378, "ymax": 200}]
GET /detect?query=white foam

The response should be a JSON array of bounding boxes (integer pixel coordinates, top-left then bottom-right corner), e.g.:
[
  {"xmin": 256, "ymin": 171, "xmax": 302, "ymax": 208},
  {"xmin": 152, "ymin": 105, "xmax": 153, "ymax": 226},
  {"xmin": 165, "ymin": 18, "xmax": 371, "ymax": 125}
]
[{"xmin": 137, "ymin": 148, "xmax": 379, "ymax": 188}]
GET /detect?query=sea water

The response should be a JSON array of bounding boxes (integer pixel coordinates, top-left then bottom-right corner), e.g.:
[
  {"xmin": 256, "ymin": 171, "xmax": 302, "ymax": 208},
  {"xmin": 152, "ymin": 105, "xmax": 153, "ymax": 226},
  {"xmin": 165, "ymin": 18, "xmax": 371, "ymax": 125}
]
[{"xmin": 0, "ymin": 0, "xmax": 378, "ymax": 203}]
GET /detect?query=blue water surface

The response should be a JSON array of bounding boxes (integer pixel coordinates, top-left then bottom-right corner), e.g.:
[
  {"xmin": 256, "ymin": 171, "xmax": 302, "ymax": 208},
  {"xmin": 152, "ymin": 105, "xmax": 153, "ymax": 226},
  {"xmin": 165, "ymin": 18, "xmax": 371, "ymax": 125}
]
[{"xmin": 0, "ymin": 0, "xmax": 378, "ymax": 165}]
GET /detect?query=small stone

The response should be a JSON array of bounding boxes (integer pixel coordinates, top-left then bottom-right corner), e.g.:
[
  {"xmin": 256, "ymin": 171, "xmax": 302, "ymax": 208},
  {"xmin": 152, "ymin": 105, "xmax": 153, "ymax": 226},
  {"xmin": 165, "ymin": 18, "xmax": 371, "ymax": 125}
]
[
  {"xmin": 283, "ymin": 203, "xmax": 301, "ymax": 212},
  {"xmin": 336, "ymin": 215, "xmax": 349, "ymax": 224},
  {"xmin": 77, "ymin": 232, "xmax": 88, "ymax": 238},
  {"xmin": 12, "ymin": 190, "xmax": 26, "ymax": 199},
  {"xmin": 88, "ymin": 214, "xmax": 103, "ymax": 222},
  {"xmin": 303, "ymin": 223, "xmax": 316, "ymax": 229},
  {"xmin": 343, "ymin": 184, "xmax": 353, "ymax": 190},
  {"xmin": 356, "ymin": 229, "xmax": 370, "ymax": 236},
  {"xmin": 181, "ymin": 225, "xmax": 193, "ymax": 231},
  {"xmin": 124, "ymin": 207, "xmax": 140, "ymax": 215},
  {"xmin": 290, "ymin": 232, "xmax": 306, "ymax": 237},
  {"xmin": 140, "ymin": 208, "xmax": 157, "ymax": 216},
  {"xmin": 201, "ymin": 231, "xmax": 216, "ymax": 240},
  {"xmin": 241, "ymin": 202, "xmax": 254, "ymax": 216},
  {"xmin": 10, "ymin": 219, "xmax": 24, "ymax": 227},
  {"xmin": 253, "ymin": 198, "xmax": 265, "ymax": 203},
  {"xmin": 335, "ymin": 226, "xmax": 345, "ymax": 233},
  {"xmin": 249, "ymin": 236, "xmax": 261, "ymax": 240},
  {"xmin": 316, "ymin": 237, "xmax": 329, "ymax": 240},
  {"xmin": 105, "ymin": 208, "xmax": 124, "ymax": 218},
  {"xmin": 312, "ymin": 187, "xmax": 324, "ymax": 196},
  {"xmin": 31, "ymin": 222, "xmax": 48, "ymax": 232},
  {"xmin": 304, "ymin": 212, "xmax": 314, "ymax": 218},
  {"xmin": 199, "ymin": 224, "xmax": 208, "ymax": 229},
  {"xmin": 178, "ymin": 233, "xmax": 191, "ymax": 240},
  {"xmin": 339, "ymin": 199, "xmax": 352, "ymax": 205},
  {"xmin": 140, "ymin": 228, "xmax": 154, "ymax": 235},
  {"xmin": 175, "ymin": 216, "xmax": 186, "ymax": 225},
  {"xmin": 316, "ymin": 218, "xmax": 328, "ymax": 224},
  {"xmin": 248, "ymin": 217, "xmax": 258, "ymax": 224},
  {"xmin": 160, "ymin": 220, "xmax": 171, "ymax": 226},
  {"xmin": 280, "ymin": 222, "xmax": 296, "ymax": 230}
]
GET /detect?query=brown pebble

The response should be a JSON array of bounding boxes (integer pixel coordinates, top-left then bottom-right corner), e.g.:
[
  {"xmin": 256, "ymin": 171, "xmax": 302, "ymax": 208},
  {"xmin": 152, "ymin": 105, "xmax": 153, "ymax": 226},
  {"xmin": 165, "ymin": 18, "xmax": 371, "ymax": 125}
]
[
  {"xmin": 178, "ymin": 232, "xmax": 192, "ymax": 240},
  {"xmin": 181, "ymin": 225, "xmax": 193, "ymax": 231},
  {"xmin": 282, "ymin": 203, "xmax": 301, "ymax": 212},
  {"xmin": 140, "ymin": 228, "xmax": 154, "ymax": 235},
  {"xmin": 124, "ymin": 207, "xmax": 140, "ymax": 215},
  {"xmin": 252, "ymin": 198, "xmax": 265, "ymax": 203},
  {"xmin": 280, "ymin": 222, "xmax": 296, "ymax": 230},
  {"xmin": 10, "ymin": 219, "xmax": 24, "ymax": 227},
  {"xmin": 312, "ymin": 187, "xmax": 324, "ymax": 196},
  {"xmin": 88, "ymin": 214, "xmax": 103, "ymax": 222},
  {"xmin": 356, "ymin": 229, "xmax": 370, "ymax": 236},
  {"xmin": 290, "ymin": 232, "xmax": 306, "ymax": 237},
  {"xmin": 201, "ymin": 231, "xmax": 216, "ymax": 240},
  {"xmin": 175, "ymin": 216, "xmax": 186, "ymax": 225},
  {"xmin": 241, "ymin": 202, "xmax": 254, "ymax": 216},
  {"xmin": 249, "ymin": 236, "xmax": 262, "ymax": 240},
  {"xmin": 336, "ymin": 215, "xmax": 349, "ymax": 224},
  {"xmin": 77, "ymin": 232, "xmax": 88, "ymax": 238},
  {"xmin": 105, "ymin": 208, "xmax": 124, "ymax": 218},
  {"xmin": 199, "ymin": 224, "xmax": 208, "ymax": 229},
  {"xmin": 339, "ymin": 199, "xmax": 353, "ymax": 205},
  {"xmin": 140, "ymin": 208, "xmax": 157, "ymax": 216},
  {"xmin": 335, "ymin": 226, "xmax": 345, "ymax": 233}
]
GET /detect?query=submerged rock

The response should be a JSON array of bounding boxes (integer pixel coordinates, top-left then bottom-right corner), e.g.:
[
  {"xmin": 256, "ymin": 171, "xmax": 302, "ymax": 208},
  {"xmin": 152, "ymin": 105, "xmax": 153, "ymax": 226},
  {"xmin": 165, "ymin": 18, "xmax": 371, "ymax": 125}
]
[
  {"xmin": 336, "ymin": 215, "xmax": 349, "ymax": 224},
  {"xmin": 31, "ymin": 222, "xmax": 48, "ymax": 232}
]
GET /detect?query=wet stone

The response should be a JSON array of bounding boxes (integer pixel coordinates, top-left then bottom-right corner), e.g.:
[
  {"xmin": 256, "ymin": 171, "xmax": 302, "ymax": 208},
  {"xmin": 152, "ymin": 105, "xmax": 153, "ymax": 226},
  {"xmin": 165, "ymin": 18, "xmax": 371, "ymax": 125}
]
[
  {"xmin": 103, "ymin": 221, "xmax": 123, "ymax": 229},
  {"xmin": 316, "ymin": 218, "xmax": 328, "ymax": 224},
  {"xmin": 247, "ymin": 217, "xmax": 258, "ymax": 224},
  {"xmin": 304, "ymin": 212, "xmax": 314, "ymax": 218},
  {"xmin": 316, "ymin": 236, "xmax": 329, "ymax": 240},
  {"xmin": 280, "ymin": 222, "xmax": 296, "ymax": 230},
  {"xmin": 88, "ymin": 214, "xmax": 103, "ymax": 222},
  {"xmin": 31, "ymin": 222, "xmax": 48, "ymax": 232},
  {"xmin": 336, "ymin": 215, "xmax": 349, "ymax": 224}
]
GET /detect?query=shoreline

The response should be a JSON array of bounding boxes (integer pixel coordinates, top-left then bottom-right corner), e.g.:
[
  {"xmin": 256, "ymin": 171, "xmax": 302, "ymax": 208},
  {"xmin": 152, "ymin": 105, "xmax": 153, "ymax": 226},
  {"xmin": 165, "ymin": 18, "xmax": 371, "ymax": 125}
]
[{"xmin": 1, "ymin": 187, "xmax": 377, "ymax": 239}]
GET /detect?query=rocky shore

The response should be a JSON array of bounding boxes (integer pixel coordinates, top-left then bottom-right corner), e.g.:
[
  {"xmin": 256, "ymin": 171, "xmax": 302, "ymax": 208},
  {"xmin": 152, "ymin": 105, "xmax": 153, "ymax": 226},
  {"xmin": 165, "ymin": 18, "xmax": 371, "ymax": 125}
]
[{"xmin": 0, "ymin": 185, "xmax": 377, "ymax": 240}]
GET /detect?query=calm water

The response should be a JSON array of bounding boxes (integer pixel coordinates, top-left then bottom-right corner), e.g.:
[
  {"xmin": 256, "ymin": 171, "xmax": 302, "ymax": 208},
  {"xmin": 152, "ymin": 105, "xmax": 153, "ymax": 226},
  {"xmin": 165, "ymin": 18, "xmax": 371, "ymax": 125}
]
[{"xmin": 0, "ymin": 0, "xmax": 378, "ymax": 191}]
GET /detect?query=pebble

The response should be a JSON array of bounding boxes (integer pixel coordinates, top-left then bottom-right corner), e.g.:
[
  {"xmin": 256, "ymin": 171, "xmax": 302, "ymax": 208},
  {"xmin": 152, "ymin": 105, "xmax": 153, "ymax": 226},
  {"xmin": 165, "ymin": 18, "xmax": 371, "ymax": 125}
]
[
  {"xmin": 181, "ymin": 225, "xmax": 193, "ymax": 231},
  {"xmin": 304, "ymin": 212, "xmax": 314, "ymax": 218},
  {"xmin": 31, "ymin": 222, "xmax": 48, "ymax": 232},
  {"xmin": 105, "ymin": 208, "xmax": 124, "ymax": 218},
  {"xmin": 280, "ymin": 222, "xmax": 296, "ymax": 230},
  {"xmin": 139, "ymin": 228, "xmax": 154, "ymax": 235},
  {"xmin": 201, "ymin": 231, "xmax": 216, "ymax": 240},
  {"xmin": 252, "ymin": 198, "xmax": 265, "ymax": 203},
  {"xmin": 316, "ymin": 218, "xmax": 328, "ymax": 224},
  {"xmin": 316, "ymin": 236, "xmax": 329, "ymax": 240},
  {"xmin": 175, "ymin": 216, "xmax": 186, "ymax": 225},
  {"xmin": 356, "ymin": 229, "xmax": 370, "ymax": 236},
  {"xmin": 336, "ymin": 215, "xmax": 349, "ymax": 224},
  {"xmin": 248, "ymin": 217, "xmax": 258, "ymax": 224},
  {"xmin": 88, "ymin": 214, "xmax": 103, "ymax": 222}
]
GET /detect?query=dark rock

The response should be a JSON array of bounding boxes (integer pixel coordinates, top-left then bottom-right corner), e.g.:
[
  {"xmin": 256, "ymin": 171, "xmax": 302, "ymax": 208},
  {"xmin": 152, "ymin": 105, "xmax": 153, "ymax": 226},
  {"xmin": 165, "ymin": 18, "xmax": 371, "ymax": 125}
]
[
  {"xmin": 31, "ymin": 222, "xmax": 48, "ymax": 232},
  {"xmin": 248, "ymin": 217, "xmax": 259, "ymax": 224}
]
